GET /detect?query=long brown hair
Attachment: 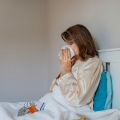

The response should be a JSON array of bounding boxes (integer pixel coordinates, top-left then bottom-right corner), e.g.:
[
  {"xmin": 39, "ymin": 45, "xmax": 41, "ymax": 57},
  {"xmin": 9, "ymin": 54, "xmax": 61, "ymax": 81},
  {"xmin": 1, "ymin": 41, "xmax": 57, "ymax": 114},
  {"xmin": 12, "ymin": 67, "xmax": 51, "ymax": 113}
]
[{"xmin": 61, "ymin": 24, "xmax": 97, "ymax": 61}]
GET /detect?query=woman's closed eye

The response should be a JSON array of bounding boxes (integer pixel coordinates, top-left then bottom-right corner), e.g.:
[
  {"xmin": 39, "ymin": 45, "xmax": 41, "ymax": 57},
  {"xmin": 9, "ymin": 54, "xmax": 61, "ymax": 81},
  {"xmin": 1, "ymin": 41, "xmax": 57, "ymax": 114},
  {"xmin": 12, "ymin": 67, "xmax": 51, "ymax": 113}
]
[
  {"xmin": 68, "ymin": 42, "xmax": 73, "ymax": 45},
  {"xmin": 66, "ymin": 42, "xmax": 73, "ymax": 46}
]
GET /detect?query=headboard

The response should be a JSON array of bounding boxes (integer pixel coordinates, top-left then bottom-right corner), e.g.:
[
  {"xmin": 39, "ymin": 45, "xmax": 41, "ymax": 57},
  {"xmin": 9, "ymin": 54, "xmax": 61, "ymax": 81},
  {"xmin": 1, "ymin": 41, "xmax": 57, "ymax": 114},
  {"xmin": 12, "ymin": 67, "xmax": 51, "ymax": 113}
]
[{"xmin": 98, "ymin": 48, "xmax": 120, "ymax": 110}]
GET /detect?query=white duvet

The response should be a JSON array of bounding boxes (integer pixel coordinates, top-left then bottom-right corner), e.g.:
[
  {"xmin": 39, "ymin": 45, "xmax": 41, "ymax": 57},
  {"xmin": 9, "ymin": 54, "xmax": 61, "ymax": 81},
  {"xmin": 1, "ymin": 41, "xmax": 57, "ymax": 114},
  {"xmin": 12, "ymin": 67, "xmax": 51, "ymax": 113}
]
[{"xmin": 0, "ymin": 85, "xmax": 120, "ymax": 120}]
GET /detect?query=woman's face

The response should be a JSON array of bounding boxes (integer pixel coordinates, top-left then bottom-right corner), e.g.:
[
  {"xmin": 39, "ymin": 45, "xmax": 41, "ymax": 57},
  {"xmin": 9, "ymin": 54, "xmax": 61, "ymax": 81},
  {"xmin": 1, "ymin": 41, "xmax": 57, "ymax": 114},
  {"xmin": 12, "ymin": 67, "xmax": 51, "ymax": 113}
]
[{"xmin": 65, "ymin": 41, "xmax": 80, "ymax": 57}]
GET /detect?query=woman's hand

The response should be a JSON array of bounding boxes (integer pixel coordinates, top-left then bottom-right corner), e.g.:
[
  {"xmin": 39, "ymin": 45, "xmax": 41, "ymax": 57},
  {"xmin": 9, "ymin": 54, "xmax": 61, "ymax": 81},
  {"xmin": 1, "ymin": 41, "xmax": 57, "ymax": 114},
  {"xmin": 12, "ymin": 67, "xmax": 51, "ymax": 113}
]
[{"xmin": 59, "ymin": 48, "xmax": 72, "ymax": 77}]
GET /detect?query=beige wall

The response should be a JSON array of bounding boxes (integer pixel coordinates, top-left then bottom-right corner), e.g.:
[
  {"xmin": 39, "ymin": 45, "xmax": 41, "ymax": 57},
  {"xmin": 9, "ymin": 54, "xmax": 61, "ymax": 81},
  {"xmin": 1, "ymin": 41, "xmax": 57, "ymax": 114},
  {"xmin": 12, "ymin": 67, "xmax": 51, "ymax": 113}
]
[
  {"xmin": 47, "ymin": 0, "xmax": 120, "ymax": 84},
  {"xmin": 0, "ymin": 0, "xmax": 49, "ymax": 102}
]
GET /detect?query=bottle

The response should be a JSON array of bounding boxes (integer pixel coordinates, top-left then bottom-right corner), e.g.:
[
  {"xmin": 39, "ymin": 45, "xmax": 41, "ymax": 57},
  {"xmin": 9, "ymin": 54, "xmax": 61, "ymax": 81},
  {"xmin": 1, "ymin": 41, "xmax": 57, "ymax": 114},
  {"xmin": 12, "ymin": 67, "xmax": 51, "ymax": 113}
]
[{"xmin": 27, "ymin": 101, "xmax": 38, "ymax": 113}]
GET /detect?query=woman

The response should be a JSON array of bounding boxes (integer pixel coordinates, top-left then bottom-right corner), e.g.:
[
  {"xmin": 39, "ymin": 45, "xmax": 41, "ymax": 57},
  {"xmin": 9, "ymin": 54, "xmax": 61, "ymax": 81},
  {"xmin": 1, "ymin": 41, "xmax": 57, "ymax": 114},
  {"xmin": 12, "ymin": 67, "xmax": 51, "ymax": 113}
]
[
  {"xmin": 50, "ymin": 24, "xmax": 103, "ymax": 108},
  {"xmin": 40, "ymin": 24, "xmax": 120, "ymax": 120}
]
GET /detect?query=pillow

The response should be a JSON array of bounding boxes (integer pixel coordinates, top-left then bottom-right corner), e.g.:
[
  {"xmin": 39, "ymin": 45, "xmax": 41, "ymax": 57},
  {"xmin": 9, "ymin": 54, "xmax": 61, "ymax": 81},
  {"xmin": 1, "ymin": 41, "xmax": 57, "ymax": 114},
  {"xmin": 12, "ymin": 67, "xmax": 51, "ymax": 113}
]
[
  {"xmin": 104, "ymin": 72, "xmax": 112, "ymax": 109},
  {"xmin": 93, "ymin": 71, "xmax": 112, "ymax": 111}
]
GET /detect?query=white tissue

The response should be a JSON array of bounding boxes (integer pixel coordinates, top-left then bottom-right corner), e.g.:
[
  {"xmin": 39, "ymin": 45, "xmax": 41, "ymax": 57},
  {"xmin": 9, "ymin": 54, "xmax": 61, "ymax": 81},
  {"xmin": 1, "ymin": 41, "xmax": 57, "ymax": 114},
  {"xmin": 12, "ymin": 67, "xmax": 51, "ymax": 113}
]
[{"xmin": 58, "ymin": 45, "xmax": 75, "ymax": 59}]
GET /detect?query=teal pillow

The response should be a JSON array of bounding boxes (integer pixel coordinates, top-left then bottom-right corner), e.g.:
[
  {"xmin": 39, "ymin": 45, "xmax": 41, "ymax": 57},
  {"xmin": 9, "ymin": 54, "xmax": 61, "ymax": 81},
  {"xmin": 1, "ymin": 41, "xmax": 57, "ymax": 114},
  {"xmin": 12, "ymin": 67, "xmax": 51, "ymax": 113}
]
[
  {"xmin": 93, "ymin": 71, "xmax": 112, "ymax": 111},
  {"xmin": 104, "ymin": 72, "xmax": 112, "ymax": 109}
]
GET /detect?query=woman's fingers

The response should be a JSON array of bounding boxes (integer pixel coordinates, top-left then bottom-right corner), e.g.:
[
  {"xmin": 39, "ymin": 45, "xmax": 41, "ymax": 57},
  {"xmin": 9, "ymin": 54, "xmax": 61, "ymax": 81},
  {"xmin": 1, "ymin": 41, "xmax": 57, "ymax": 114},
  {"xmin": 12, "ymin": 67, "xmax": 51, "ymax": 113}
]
[
  {"xmin": 60, "ymin": 49, "xmax": 64, "ymax": 59},
  {"xmin": 63, "ymin": 48, "xmax": 68, "ymax": 60},
  {"xmin": 59, "ymin": 48, "xmax": 72, "ymax": 72},
  {"xmin": 60, "ymin": 48, "xmax": 71, "ymax": 60},
  {"xmin": 60, "ymin": 49, "xmax": 65, "ymax": 60}
]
